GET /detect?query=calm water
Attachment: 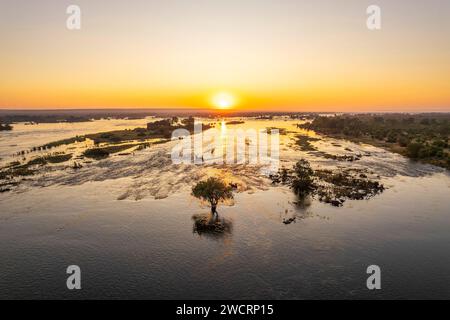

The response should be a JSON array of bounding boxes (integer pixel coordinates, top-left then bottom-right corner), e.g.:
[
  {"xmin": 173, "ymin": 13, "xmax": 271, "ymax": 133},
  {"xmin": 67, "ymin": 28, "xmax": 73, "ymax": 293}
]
[
  {"xmin": 0, "ymin": 118, "xmax": 449, "ymax": 299},
  {"xmin": 0, "ymin": 117, "xmax": 155, "ymax": 161}
]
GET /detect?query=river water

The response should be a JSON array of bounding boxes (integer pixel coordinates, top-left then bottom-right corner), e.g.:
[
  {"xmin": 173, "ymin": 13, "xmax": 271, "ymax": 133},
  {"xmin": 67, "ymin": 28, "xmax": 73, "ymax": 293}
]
[{"xmin": 0, "ymin": 117, "xmax": 449, "ymax": 299}]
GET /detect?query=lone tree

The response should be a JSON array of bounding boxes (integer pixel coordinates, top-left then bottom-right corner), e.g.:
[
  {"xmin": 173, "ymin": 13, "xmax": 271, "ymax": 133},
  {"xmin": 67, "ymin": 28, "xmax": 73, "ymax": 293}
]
[
  {"xmin": 291, "ymin": 159, "xmax": 315, "ymax": 198},
  {"xmin": 192, "ymin": 177, "xmax": 233, "ymax": 214}
]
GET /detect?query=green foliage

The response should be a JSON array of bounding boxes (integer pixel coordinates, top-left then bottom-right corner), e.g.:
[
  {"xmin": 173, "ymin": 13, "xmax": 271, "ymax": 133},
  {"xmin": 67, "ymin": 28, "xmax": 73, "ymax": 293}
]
[
  {"xmin": 192, "ymin": 177, "xmax": 233, "ymax": 213},
  {"xmin": 291, "ymin": 159, "xmax": 315, "ymax": 198},
  {"xmin": 398, "ymin": 136, "xmax": 410, "ymax": 147},
  {"xmin": 302, "ymin": 114, "xmax": 450, "ymax": 169},
  {"xmin": 84, "ymin": 117, "xmax": 211, "ymax": 144},
  {"xmin": 407, "ymin": 142, "xmax": 423, "ymax": 158},
  {"xmin": 146, "ymin": 119, "xmax": 174, "ymax": 138}
]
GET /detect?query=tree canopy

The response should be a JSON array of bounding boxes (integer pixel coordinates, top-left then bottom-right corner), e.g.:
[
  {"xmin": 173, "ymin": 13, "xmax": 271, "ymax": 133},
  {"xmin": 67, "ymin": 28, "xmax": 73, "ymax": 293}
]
[{"xmin": 192, "ymin": 177, "xmax": 233, "ymax": 213}]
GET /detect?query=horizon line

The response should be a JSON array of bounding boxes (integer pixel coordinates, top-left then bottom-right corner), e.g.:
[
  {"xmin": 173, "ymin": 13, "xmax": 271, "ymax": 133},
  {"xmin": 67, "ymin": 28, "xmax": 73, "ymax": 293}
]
[{"xmin": 1, "ymin": 107, "xmax": 450, "ymax": 114}]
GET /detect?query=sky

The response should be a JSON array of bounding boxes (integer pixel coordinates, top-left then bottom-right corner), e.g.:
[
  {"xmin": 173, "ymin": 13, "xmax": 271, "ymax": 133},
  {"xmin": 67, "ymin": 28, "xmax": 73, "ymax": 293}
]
[{"xmin": 0, "ymin": 0, "xmax": 449, "ymax": 111}]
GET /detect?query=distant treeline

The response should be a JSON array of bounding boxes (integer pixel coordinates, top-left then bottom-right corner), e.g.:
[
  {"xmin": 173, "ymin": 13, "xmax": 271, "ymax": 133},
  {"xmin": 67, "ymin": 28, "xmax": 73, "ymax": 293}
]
[
  {"xmin": 0, "ymin": 109, "xmax": 159, "ymax": 123},
  {"xmin": 0, "ymin": 113, "xmax": 145, "ymax": 124},
  {"xmin": 300, "ymin": 113, "xmax": 450, "ymax": 169},
  {"xmin": 0, "ymin": 109, "xmax": 321, "ymax": 124}
]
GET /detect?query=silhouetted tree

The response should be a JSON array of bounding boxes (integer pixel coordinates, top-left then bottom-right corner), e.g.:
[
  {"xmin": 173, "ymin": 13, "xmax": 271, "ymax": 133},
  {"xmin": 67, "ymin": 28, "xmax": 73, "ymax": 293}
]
[
  {"xmin": 291, "ymin": 159, "xmax": 315, "ymax": 198},
  {"xmin": 192, "ymin": 177, "xmax": 233, "ymax": 214}
]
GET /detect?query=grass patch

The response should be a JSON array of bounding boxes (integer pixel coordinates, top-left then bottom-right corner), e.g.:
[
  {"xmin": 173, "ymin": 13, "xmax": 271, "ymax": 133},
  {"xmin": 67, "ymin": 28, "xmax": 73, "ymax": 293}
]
[
  {"xmin": 0, "ymin": 166, "xmax": 35, "ymax": 180},
  {"xmin": 295, "ymin": 135, "xmax": 321, "ymax": 151},
  {"xmin": 45, "ymin": 153, "xmax": 73, "ymax": 163},
  {"xmin": 85, "ymin": 127, "xmax": 175, "ymax": 144},
  {"xmin": 83, "ymin": 140, "xmax": 169, "ymax": 159},
  {"xmin": 83, "ymin": 143, "xmax": 146, "ymax": 159},
  {"xmin": 41, "ymin": 136, "xmax": 86, "ymax": 149},
  {"xmin": 6, "ymin": 161, "xmax": 21, "ymax": 168},
  {"xmin": 1, "ymin": 153, "xmax": 73, "ymax": 182},
  {"xmin": 26, "ymin": 157, "xmax": 48, "ymax": 166},
  {"xmin": 26, "ymin": 153, "xmax": 73, "ymax": 166}
]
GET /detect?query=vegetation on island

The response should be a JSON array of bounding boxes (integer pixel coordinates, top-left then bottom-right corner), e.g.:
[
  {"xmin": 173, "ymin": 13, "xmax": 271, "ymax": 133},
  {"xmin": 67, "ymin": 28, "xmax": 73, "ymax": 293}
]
[
  {"xmin": 271, "ymin": 159, "xmax": 384, "ymax": 207},
  {"xmin": 295, "ymin": 135, "xmax": 363, "ymax": 162},
  {"xmin": 27, "ymin": 153, "xmax": 73, "ymax": 165},
  {"xmin": 13, "ymin": 117, "xmax": 199, "ymax": 159},
  {"xmin": 225, "ymin": 120, "xmax": 245, "ymax": 125},
  {"xmin": 266, "ymin": 127, "xmax": 287, "ymax": 135},
  {"xmin": 83, "ymin": 148, "xmax": 111, "ymax": 160},
  {"xmin": 0, "ymin": 153, "xmax": 73, "ymax": 183},
  {"xmin": 290, "ymin": 159, "xmax": 316, "ymax": 198},
  {"xmin": 83, "ymin": 143, "xmax": 147, "ymax": 159},
  {"xmin": 295, "ymin": 135, "xmax": 321, "ymax": 151},
  {"xmin": 83, "ymin": 117, "xmax": 210, "ymax": 144},
  {"xmin": 0, "ymin": 165, "xmax": 35, "ymax": 180},
  {"xmin": 41, "ymin": 136, "xmax": 86, "ymax": 149},
  {"xmin": 299, "ymin": 114, "xmax": 450, "ymax": 169},
  {"xmin": 2, "ymin": 117, "xmax": 202, "ymax": 192},
  {"xmin": 0, "ymin": 123, "xmax": 13, "ymax": 131}
]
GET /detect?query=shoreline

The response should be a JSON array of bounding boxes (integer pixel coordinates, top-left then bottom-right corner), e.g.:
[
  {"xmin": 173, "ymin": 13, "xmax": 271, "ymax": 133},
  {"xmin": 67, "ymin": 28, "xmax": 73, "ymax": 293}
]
[{"xmin": 315, "ymin": 132, "xmax": 449, "ymax": 170}]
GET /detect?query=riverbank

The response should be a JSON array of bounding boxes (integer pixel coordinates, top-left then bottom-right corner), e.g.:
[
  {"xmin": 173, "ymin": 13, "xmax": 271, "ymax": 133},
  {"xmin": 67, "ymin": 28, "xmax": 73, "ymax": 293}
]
[{"xmin": 299, "ymin": 114, "xmax": 450, "ymax": 170}]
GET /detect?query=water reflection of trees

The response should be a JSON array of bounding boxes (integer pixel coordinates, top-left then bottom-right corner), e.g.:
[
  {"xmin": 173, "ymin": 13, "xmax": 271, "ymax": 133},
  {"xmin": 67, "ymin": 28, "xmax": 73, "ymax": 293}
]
[
  {"xmin": 192, "ymin": 213, "xmax": 233, "ymax": 239},
  {"xmin": 282, "ymin": 196, "xmax": 314, "ymax": 224}
]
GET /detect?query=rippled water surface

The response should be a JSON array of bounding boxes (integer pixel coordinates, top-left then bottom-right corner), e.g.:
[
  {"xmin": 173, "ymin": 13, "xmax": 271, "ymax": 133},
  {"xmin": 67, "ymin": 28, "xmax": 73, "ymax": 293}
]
[{"xmin": 0, "ymin": 117, "xmax": 449, "ymax": 299}]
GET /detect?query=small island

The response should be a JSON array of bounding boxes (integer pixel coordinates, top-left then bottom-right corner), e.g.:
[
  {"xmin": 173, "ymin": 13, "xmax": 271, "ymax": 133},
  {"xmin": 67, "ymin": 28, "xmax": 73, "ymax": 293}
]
[{"xmin": 0, "ymin": 123, "xmax": 13, "ymax": 131}]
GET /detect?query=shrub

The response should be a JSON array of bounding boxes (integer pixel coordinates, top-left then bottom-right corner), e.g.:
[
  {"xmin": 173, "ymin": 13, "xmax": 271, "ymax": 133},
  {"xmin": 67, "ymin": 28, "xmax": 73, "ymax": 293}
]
[
  {"xmin": 406, "ymin": 142, "xmax": 423, "ymax": 159},
  {"xmin": 291, "ymin": 159, "xmax": 315, "ymax": 198},
  {"xmin": 83, "ymin": 148, "xmax": 110, "ymax": 159}
]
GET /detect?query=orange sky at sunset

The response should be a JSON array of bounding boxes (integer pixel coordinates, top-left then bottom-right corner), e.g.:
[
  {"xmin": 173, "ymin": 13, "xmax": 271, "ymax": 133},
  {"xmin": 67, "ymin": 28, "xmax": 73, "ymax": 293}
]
[{"xmin": 1, "ymin": 0, "xmax": 449, "ymax": 112}]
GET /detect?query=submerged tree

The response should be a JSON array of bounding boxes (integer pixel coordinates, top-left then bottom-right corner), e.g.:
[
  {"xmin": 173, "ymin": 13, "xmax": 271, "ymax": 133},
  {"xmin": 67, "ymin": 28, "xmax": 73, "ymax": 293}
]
[
  {"xmin": 192, "ymin": 177, "xmax": 233, "ymax": 214},
  {"xmin": 291, "ymin": 159, "xmax": 315, "ymax": 198}
]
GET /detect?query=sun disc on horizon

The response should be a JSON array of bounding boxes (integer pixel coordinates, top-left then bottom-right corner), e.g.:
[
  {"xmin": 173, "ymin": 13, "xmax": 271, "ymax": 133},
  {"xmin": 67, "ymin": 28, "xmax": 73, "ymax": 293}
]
[{"xmin": 211, "ymin": 92, "xmax": 236, "ymax": 110}]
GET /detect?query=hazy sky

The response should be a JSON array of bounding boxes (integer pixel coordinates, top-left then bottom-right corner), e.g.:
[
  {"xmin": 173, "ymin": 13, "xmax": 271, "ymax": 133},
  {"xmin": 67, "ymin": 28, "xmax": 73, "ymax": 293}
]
[{"xmin": 1, "ymin": 0, "xmax": 449, "ymax": 111}]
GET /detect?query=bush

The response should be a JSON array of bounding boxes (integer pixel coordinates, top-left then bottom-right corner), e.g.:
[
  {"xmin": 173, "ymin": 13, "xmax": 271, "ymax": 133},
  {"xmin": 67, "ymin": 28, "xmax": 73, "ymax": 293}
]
[
  {"xmin": 83, "ymin": 148, "xmax": 110, "ymax": 159},
  {"xmin": 0, "ymin": 123, "xmax": 13, "ymax": 131},
  {"xmin": 291, "ymin": 159, "xmax": 315, "ymax": 198},
  {"xmin": 398, "ymin": 136, "xmax": 410, "ymax": 147},
  {"xmin": 406, "ymin": 142, "xmax": 423, "ymax": 158}
]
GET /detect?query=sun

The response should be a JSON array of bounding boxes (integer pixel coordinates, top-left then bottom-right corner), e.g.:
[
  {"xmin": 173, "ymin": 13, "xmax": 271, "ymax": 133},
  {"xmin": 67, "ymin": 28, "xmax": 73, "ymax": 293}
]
[{"xmin": 211, "ymin": 92, "xmax": 236, "ymax": 110}]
